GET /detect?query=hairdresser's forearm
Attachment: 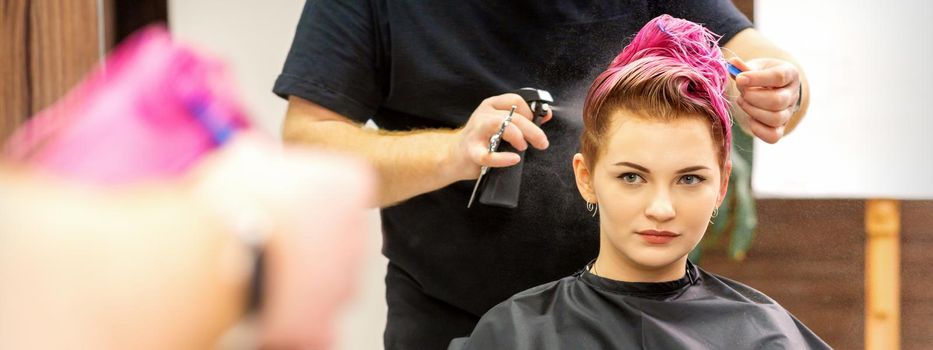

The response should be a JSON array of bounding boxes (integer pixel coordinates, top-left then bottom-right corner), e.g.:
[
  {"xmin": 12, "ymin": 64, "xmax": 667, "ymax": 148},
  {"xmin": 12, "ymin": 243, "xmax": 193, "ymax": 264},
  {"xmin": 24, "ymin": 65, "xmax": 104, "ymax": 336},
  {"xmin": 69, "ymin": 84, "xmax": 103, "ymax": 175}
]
[{"xmin": 283, "ymin": 98, "xmax": 467, "ymax": 207}]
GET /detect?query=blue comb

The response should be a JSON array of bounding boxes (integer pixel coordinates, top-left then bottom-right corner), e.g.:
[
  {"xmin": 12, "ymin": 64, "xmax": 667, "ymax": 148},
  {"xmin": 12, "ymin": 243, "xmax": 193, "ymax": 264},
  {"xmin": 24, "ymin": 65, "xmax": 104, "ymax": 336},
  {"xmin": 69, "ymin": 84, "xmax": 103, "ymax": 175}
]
[{"xmin": 727, "ymin": 62, "xmax": 744, "ymax": 78}]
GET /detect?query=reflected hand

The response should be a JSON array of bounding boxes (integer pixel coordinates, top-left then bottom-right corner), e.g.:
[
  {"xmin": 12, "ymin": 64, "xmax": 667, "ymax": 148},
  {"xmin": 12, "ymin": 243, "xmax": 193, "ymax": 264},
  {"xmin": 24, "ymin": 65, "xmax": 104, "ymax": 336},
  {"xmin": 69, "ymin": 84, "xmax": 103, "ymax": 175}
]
[{"xmin": 194, "ymin": 134, "xmax": 376, "ymax": 349}]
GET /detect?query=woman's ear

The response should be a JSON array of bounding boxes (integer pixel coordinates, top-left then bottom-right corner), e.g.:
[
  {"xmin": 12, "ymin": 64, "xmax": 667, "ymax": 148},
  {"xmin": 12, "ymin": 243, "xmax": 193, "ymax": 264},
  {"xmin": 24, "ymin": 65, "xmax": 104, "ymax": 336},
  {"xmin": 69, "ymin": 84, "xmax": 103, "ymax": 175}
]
[
  {"xmin": 572, "ymin": 153, "xmax": 597, "ymax": 203},
  {"xmin": 716, "ymin": 159, "xmax": 733, "ymax": 206}
]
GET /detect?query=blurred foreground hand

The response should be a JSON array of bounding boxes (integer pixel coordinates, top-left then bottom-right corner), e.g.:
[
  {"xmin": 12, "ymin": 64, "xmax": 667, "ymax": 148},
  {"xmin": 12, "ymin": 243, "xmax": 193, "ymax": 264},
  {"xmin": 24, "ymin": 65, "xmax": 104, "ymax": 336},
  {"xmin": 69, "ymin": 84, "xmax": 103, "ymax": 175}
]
[{"xmin": 0, "ymin": 134, "xmax": 375, "ymax": 349}]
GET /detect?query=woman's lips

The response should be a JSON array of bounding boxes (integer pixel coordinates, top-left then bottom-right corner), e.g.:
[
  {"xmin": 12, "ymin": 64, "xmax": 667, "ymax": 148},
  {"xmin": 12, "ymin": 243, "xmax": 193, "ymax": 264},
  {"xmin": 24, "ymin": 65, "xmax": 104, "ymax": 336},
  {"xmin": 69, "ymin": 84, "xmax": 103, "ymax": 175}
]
[{"xmin": 637, "ymin": 230, "xmax": 679, "ymax": 244}]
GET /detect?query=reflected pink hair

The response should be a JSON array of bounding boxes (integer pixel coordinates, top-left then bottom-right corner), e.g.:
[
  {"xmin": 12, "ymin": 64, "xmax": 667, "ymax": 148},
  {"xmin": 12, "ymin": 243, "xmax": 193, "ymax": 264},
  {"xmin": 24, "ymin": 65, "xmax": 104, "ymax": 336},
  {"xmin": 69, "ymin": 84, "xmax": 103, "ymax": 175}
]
[
  {"xmin": 581, "ymin": 14, "xmax": 731, "ymax": 168},
  {"xmin": 3, "ymin": 26, "xmax": 250, "ymax": 184}
]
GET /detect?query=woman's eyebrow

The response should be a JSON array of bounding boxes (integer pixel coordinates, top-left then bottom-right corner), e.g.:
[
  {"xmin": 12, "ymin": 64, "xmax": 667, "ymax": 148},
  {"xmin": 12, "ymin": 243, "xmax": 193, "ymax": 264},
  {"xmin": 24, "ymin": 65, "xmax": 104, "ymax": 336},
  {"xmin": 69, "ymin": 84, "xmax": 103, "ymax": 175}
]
[
  {"xmin": 676, "ymin": 166, "xmax": 710, "ymax": 174},
  {"xmin": 614, "ymin": 161, "xmax": 650, "ymax": 173},
  {"xmin": 613, "ymin": 162, "xmax": 710, "ymax": 174}
]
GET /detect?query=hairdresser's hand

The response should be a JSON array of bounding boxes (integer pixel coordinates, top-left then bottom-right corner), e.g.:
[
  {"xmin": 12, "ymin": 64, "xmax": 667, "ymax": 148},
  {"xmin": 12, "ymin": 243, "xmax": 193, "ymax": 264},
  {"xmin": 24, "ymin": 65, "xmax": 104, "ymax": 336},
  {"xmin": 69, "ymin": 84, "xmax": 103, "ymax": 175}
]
[
  {"xmin": 194, "ymin": 134, "xmax": 375, "ymax": 349},
  {"xmin": 729, "ymin": 57, "xmax": 802, "ymax": 144},
  {"xmin": 448, "ymin": 93, "xmax": 552, "ymax": 181}
]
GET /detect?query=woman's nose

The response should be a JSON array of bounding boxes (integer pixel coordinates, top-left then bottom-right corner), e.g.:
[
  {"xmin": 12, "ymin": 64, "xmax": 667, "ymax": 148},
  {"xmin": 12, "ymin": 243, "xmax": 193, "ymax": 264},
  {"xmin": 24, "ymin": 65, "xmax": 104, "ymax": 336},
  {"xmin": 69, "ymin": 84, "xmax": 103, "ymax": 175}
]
[{"xmin": 645, "ymin": 190, "xmax": 675, "ymax": 222}]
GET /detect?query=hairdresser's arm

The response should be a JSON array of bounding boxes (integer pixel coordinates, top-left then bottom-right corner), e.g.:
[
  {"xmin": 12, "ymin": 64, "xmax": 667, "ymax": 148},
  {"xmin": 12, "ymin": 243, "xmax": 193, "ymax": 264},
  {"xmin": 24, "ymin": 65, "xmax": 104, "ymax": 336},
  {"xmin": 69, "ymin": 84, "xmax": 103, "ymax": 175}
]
[
  {"xmin": 282, "ymin": 95, "xmax": 550, "ymax": 207},
  {"xmin": 0, "ymin": 168, "xmax": 246, "ymax": 350},
  {"xmin": 723, "ymin": 28, "xmax": 810, "ymax": 144},
  {"xmin": 0, "ymin": 135, "xmax": 375, "ymax": 349}
]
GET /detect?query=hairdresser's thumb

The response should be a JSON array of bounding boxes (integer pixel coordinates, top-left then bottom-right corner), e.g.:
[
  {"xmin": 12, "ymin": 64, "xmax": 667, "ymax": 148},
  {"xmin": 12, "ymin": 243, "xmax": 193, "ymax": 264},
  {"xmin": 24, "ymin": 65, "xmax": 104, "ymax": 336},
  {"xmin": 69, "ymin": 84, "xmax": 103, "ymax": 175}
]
[{"xmin": 728, "ymin": 57, "xmax": 752, "ymax": 86}]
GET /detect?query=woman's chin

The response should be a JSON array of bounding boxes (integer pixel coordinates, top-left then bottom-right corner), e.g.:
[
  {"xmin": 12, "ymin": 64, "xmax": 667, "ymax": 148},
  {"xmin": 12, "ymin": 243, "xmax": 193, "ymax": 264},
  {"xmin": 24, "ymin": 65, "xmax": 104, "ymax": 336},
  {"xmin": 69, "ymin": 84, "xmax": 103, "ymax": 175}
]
[{"xmin": 626, "ymin": 250, "xmax": 688, "ymax": 273}]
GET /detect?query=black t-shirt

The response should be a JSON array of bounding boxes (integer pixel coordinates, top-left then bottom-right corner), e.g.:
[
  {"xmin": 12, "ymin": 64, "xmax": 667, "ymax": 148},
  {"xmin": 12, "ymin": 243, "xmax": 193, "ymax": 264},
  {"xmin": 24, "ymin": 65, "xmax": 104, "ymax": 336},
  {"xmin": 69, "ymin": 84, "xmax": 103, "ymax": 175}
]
[{"xmin": 274, "ymin": 0, "xmax": 752, "ymax": 317}]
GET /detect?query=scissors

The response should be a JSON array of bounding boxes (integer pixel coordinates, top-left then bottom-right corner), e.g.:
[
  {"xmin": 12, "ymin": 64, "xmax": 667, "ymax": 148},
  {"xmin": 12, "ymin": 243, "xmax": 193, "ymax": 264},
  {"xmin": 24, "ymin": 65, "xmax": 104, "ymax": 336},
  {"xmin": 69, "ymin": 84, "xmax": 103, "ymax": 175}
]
[{"xmin": 467, "ymin": 105, "xmax": 517, "ymax": 208}]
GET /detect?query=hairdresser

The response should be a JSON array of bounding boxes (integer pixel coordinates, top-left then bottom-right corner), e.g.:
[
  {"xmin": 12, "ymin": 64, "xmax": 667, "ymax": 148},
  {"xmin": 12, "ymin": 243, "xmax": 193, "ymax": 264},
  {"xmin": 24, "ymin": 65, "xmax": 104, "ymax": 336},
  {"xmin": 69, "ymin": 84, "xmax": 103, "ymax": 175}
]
[{"xmin": 273, "ymin": 1, "xmax": 809, "ymax": 349}]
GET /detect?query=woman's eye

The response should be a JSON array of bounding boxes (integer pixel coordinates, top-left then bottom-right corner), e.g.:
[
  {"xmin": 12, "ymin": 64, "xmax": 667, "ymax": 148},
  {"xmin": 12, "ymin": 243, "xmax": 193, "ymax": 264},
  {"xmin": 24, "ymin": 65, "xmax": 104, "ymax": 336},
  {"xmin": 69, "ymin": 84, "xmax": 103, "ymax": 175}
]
[
  {"xmin": 618, "ymin": 173, "xmax": 644, "ymax": 184},
  {"xmin": 679, "ymin": 175, "xmax": 705, "ymax": 185}
]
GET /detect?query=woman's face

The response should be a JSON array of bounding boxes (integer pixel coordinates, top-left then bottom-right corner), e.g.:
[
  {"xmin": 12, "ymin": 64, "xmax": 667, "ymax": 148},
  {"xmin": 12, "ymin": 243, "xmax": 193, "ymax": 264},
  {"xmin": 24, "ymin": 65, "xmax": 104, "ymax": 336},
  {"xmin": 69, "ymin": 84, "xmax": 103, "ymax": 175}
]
[{"xmin": 573, "ymin": 110, "xmax": 730, "ymax": 280}]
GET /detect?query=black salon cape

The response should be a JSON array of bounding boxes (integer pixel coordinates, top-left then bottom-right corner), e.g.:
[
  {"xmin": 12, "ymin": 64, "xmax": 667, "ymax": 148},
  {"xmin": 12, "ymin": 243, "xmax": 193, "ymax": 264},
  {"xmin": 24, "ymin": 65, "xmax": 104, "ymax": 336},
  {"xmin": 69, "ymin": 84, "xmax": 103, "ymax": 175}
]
[{"xmin": 449, "ymin": 262, "xmax": 831, "ymax": 350}]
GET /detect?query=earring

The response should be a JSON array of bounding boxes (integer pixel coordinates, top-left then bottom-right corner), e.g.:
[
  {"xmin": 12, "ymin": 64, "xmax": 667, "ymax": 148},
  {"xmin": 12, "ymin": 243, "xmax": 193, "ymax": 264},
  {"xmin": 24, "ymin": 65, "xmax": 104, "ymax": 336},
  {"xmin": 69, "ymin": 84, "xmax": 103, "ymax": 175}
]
[
  {"xmin": 709, "ymin": 208, "xmax": 720, "ymax": 225},
  {"xmin": 586, "ymin": 201, "xmax": 599, "ymax": 217}
]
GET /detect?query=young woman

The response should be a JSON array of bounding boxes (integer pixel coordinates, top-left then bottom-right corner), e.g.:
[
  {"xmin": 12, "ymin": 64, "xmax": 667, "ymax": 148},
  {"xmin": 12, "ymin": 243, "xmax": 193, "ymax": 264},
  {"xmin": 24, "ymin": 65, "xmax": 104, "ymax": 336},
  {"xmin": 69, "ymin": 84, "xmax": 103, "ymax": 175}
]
[{"xmin": 449, "ymin": 15, "xmax": 830, "ymax": 350}]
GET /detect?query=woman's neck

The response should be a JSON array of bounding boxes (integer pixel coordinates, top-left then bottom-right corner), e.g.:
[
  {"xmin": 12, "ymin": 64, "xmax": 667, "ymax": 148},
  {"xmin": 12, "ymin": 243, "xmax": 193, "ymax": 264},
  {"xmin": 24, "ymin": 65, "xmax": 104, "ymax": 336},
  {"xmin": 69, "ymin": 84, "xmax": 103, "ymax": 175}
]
[{"xmin": 592, "ymin": 248, "xmax": 688, "ymax": 283}]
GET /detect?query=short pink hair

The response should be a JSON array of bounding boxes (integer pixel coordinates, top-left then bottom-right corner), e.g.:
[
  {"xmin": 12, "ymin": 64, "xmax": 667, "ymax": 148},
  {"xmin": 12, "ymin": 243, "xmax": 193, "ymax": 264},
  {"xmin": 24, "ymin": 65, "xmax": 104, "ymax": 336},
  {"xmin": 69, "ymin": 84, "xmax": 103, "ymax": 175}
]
[{"xmin": 581, "ymin": 14, "xmax": 732, "ymax": 169}]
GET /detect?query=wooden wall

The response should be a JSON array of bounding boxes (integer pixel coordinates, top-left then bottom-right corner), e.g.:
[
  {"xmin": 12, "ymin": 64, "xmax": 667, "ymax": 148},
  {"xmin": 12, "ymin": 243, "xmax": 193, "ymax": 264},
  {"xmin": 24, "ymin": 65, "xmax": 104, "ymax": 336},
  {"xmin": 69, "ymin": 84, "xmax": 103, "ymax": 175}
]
[
  {"xmin": 0, "ymin": 0, "xmax": 166, "ymax": 144},
  {"xmin": 702, "ymin": 200, "xmax": 933, "ymax": 350},
  {"xmin": 0, "ymin": 0, "xmax": 103, "ymax": 143}
]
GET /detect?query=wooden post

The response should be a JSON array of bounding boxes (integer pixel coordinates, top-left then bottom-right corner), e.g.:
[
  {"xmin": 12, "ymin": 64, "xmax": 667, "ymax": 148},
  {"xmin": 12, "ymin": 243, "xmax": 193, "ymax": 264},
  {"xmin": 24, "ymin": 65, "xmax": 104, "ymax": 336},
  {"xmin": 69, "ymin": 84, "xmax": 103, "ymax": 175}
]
[{"xmin": 865, "ymin": 199, "xmax": 900, "ymax": 350}]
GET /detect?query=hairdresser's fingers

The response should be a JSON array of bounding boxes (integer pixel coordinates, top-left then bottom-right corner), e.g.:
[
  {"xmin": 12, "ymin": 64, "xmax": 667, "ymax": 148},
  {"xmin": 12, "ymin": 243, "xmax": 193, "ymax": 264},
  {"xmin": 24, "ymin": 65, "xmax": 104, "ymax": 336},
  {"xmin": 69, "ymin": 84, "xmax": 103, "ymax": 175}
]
[
  {"xmin": 468, "ymin": 142, "xmax": 521, "ymax": 169},
  {"xmin": 484, "ymin": 93, "xmax": 535, "ymax": 122},
  {"xmin": 493, "ymin": 118, "xmax": 529, "ymax": 152},
  {"xmin": 538, "ymin": 105, "xmax": 554, "ymax": 125},
  {"xmin": 509, "ymin": 112, "xmax": 549, "ymax": 150},
  {"xmin": 727, "ymin": 57, "xmax": 751, "ymax": 72},
  {"xmin": 746, "ymin": 114, "xmax": 785, "ymax": 144},
  {"xmin": 735, "ymin": 61, "xmax": 798, "ymax": 89},
  {"xmin": 736, "ymin": 96, "xmax": 792, "ymax": 128},
  {"xmin": 483, "ymin": 94, "xmax": 551, "ymax": 145},
  {"xmin": 453, "ymin": 96, "xmax": 529, "ymax": 179},
  {"xmin": 473, "ymin": 113, "xmax": 528, "ymax": 158},
  {"xmin": 739, "ymin": 85, "xmax": 798, "ymax": 112}
]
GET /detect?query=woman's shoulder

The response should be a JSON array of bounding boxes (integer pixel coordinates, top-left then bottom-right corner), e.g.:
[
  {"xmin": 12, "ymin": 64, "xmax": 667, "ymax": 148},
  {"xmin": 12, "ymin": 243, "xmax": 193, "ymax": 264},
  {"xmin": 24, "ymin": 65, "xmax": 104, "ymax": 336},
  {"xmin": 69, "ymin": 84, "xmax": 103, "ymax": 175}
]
[
  {"xmin": 694, "ymin": 266, "xmax": 783, "ymax": 305},
  {"xmin": 689, "ymin": 267, "xmax": 833, "ymax": 349},
  {"xmin": 494, "ymin": 275, "xmax": 582, "ymax": 318},
  {"xmin": 448, "ymin": 276, "xmax": 586, "ymax": 350}
]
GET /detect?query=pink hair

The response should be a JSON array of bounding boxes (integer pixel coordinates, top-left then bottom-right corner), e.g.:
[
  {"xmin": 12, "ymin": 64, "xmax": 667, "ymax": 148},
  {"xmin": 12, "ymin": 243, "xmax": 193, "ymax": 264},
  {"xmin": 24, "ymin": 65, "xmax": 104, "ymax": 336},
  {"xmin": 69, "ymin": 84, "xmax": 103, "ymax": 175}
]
[
  {"xmin": 581, "ymin": 14, "xmax": 732, "ymax": 168},
  {"xmin": 3, "ymin": 26, "xmax": 250, "ymax": 184}
]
